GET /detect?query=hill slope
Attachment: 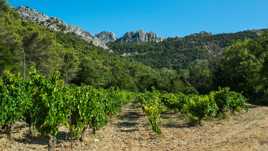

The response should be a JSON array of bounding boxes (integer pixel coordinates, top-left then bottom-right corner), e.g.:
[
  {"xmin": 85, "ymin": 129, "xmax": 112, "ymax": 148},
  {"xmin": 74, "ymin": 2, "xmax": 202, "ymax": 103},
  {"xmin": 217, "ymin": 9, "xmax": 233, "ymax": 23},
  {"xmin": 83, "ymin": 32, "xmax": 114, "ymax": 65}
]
[
  {"xmin": 0, "ymin": 6, "xmax": 192, "ymax": 92},
  {"xmin": 109, "ymin": 30, "xmax": 268, "ymax": 70}
]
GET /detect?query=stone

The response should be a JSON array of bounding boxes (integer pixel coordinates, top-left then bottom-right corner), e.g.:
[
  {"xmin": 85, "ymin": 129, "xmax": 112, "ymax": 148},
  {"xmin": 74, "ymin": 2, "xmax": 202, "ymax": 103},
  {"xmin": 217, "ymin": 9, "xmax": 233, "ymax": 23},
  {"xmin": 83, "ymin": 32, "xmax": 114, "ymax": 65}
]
[
  {"xmin": 118, "ymin": 30, "xmax": 162, "ymax": 43},
  {"xmin": 16, "ymin": 6, "xmax": 108, "ymax": 49},
  {"xmin": 96, "ymin": 31, "xmax": 117, "ymax": 44}
]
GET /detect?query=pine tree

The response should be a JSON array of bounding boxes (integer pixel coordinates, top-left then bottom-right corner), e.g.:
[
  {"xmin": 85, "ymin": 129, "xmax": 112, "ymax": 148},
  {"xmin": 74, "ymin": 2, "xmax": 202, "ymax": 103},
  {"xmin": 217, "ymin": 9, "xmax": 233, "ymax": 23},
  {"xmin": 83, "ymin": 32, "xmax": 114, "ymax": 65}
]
[{"xmin": 0, "ymin": 0, "xmax": 8, "ymax": 12}]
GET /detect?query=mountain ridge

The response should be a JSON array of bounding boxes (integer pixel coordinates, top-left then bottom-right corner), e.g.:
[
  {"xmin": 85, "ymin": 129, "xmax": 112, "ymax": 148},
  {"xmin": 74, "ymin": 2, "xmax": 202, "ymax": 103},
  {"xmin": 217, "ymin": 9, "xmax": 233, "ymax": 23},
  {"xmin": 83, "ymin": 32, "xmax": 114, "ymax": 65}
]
[
  {"xmin": 15, "ymin": 5, "xmax": 268, "ymax": 51},
  {"xmin": 117, "ymin": 30, "xmax": 162, "ymax": 43},
  {"xmin": 15, "ymin": 5, "xmax": 268, "ymax": 71},
  {"xmin": 15, "ymin": 6, "xmax": 163, "ymax": 49},
  {"xmin": 16, "ymin": 6, "xmax": 109, "ymax": 49}
]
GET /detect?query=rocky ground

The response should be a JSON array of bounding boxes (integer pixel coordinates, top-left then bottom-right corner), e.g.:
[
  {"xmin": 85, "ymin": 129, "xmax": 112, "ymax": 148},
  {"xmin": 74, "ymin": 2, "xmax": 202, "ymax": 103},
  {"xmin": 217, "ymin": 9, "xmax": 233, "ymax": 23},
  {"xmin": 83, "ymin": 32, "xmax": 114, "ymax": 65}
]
[{"xmin": 1, "ymin": 104, "xmax": 268, "ymax": 151}]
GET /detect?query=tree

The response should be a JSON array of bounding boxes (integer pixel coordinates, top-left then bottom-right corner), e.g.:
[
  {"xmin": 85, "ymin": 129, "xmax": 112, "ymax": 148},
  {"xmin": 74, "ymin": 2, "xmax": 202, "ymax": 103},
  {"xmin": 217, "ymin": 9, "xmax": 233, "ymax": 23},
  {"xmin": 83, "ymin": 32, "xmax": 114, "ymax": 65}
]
[
  {"xmin": 220, "ymin": 40, "xmax": 263, "ymax": 95},
  {"xmin": 60, "ymin": 50, "xmax": 80, "ymax": 83},
  {"xmin": 0, "ymin": 25, "xmax": 23, "ymax": 74},
  {"xmin": 188, "ymin": 59, "xmax": 213, "ymax": 93},
  {"xmin": 22, "ymin": 30, "xmax": 63, "ymax": 76},
  {"xmin": 76, "ymin": 52, "xmax": 112, "ymax": 87},
  {"xmin": 0, "ymin": 0, "xmax": 8, "ymax": 12},
  {"xmin": 218, "ymin": 32, "xmax": 268, "ymax": 104}
]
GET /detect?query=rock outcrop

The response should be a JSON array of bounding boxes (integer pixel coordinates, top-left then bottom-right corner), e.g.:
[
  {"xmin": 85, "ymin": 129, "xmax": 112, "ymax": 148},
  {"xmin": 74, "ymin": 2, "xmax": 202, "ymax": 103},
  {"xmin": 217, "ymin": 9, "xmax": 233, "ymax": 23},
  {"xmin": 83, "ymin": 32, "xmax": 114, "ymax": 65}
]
[
  {"xmin": 16, "ymin": 6, "xmax": 163, "ymax": 49},
  {"xmin": 96, "ymin": 31, "xmax": 117, "ymax": 44},
  {"xmin": 118, "ymin": 30, "xmax": 162, "ymax": 43},
  {"xmin": 16, "ymin": 6, "xmax": 108, "ymax": 49}
]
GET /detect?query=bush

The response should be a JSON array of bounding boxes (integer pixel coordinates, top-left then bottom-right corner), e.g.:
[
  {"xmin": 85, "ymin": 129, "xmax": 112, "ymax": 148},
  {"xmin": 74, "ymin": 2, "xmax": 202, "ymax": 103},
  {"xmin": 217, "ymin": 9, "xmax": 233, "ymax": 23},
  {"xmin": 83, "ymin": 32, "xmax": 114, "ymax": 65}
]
[
  {"xmin": 211, "ymin": 88, "xmax": 247, "ymax": 114},
  {"xmin": 0, "ymin": 71, "xmax": 32, "ymax": 138},
  {"xmin": 160, "ymin": 92, "xmax": 187, "ymax": 111},
  {"xmin": 137, "ymin": 91, "xmax": 162, "ymax": 134},
  {"xmin": 68, "ymin": 86, "xmax": 108, "ymax": 140},
  {"xmin": 183, "ymin": 95, "xmax": 218, "ymax": 125}
]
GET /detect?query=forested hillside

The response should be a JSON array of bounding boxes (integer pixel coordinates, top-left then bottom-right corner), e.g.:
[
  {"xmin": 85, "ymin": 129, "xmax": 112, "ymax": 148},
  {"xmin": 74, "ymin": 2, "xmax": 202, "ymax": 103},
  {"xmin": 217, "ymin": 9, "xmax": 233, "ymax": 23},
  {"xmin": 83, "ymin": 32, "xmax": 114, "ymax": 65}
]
[
  {"xmin": 0, "ymin": 3, "xmax": 192, "ymax": 93},
  {"xmin": 109, "ymin": 30, "xmax": 268, "ymax": 96},
  {"xmin": 109, "ymin": 30, "xmax": 267, "ymax": 70}
]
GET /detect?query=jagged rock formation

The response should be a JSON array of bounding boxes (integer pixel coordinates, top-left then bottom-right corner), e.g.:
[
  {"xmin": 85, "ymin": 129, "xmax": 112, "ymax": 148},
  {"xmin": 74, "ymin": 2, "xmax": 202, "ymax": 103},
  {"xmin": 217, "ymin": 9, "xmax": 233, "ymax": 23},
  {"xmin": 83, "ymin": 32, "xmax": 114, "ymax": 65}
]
[
  {"xmin": 96, "ymin": 31, "xmax": 117, "ymax": 44},
  {"xmin": 16, "ymin": 6, "xmax": 164, "ymax": 49},
  {"xmin": 117, "ymin": 30, "xmax": 162, "ymax": 43},
  {"xmin": 16, "ymin": 6, "xmax": 108, "ymax": 49}
]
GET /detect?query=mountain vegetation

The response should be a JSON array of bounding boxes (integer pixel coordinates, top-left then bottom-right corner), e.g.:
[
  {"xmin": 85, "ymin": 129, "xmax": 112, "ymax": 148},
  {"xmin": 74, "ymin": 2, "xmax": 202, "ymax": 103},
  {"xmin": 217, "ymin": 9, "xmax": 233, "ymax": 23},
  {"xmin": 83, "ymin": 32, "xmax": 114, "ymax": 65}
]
[
  {"xmin": 109, "ymin": 30, "xmax": 266, "ymax": 70},
  {"xmin": 0, "ymin": 4, "xmax": 192, "ymax": 93},
  {"xmin": 109, "ymin": 29, "xmax": 268, "ymax": 101}
]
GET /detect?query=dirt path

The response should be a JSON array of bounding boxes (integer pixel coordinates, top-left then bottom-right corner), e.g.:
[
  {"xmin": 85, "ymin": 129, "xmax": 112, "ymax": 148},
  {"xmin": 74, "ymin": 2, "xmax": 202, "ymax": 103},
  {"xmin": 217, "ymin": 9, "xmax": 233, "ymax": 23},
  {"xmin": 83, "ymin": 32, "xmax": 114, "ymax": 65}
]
[{"xmin": 1, "ymin": 104, "xmax": 268, "ymax": 151}]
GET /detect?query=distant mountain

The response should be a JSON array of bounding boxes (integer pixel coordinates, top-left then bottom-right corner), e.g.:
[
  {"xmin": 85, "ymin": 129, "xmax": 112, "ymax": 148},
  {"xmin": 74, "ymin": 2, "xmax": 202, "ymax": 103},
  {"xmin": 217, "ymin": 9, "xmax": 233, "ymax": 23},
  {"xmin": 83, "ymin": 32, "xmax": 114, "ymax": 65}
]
[
  {"xmin": 15, "ymin": 6, "xmax": 268, "ymax": 71},
  {"xmin": 117, "ymin": 30, "xmax": 162, "ymax": 43},
  {"xmin": 96, "ymin": 31, "xmax": 117, "ymax": 44},
  {"xmin": 16, "ymin": 6, "xmax": 109, "ymax": 49},
  {"xmin": 109, "ymin": 29, "xmax": 268, "ymax": 70},
  {"xmin": 16, "ymin": 6, "xmax": 163, "ymax": 49},
  {"xmin": 1, "ymin": 5, "xmax": 193, "ymax": 92}
]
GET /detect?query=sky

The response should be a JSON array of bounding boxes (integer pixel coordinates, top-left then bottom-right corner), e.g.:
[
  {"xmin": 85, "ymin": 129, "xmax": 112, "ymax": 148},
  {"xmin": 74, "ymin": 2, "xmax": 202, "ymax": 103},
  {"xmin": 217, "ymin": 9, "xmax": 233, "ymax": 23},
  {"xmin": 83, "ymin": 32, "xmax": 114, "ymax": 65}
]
[{"xmin": 9, "ymin": 0, "xmax": 268, "ymax": 38}]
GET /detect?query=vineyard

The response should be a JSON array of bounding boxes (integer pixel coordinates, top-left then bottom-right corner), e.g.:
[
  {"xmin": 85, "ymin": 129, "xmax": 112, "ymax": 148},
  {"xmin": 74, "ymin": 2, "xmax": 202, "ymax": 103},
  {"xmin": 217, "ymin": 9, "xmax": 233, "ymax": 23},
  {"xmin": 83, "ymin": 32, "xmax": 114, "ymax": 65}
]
[
  {"xmin": 0, "ymin": 68, "xmax": 248, "ymax": 151},
  {"xmin": 1, "ymin": 1, "xmax": 268, "ymax": 150}
]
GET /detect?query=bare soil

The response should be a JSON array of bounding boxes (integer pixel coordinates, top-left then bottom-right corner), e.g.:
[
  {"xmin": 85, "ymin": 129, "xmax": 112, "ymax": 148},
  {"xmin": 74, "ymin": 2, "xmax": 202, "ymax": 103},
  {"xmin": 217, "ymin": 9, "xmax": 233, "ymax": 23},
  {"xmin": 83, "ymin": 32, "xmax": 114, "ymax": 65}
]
[{"xmin": 1, "ymin": 104, "xmax": 268, "ymax": 151}]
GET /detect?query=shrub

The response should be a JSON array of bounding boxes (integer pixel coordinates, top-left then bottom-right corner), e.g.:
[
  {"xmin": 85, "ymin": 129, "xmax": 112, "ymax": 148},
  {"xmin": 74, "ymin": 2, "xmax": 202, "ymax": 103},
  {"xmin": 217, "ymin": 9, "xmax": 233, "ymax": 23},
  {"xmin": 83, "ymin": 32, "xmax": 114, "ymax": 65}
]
[
  {"xmin": 0, "ymin": 71, "xmax": 32, "ymax": 138},
  {"xmin": 183, "ymin": 95, "xmax": 218, "ymax": 125},
  {"xmin": 161, "ymin": 92, "xmax": 188, "ymax": 112},
  {"xmin": 137, "ymin": 91, "xmax": 162, "ymax": 134},
  {"xmin": 211, "ymin": 88, "xmax": 247, "ymax": 115}
]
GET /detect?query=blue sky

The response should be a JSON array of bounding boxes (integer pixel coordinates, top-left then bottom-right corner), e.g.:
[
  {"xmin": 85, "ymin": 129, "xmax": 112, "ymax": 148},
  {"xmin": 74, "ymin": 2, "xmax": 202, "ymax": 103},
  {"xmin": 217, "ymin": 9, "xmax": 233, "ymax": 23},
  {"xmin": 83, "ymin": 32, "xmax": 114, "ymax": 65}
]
[{"xmin": 9, "ymin": 0, "xmax": 268, "ymax": 37}]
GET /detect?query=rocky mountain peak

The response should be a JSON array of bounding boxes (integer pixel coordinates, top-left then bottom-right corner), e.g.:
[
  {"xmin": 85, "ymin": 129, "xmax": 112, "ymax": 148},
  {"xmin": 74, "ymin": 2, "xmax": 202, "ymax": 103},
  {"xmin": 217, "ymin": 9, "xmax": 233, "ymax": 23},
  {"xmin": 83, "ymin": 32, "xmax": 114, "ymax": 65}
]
[
  {"xmin": 16, "ymin": 6, "xmax": 108, "ymax": 49},
  {"xmin": 16, "ymin": 6, "xmax": 163, "ymax": 49},
  {"xmin": 95, "ymin": 31, "xmax": 117, "ymax": 44},
  {"xmin": 118, "ymin": 30, "xmax": 162, "ymax": 43}
]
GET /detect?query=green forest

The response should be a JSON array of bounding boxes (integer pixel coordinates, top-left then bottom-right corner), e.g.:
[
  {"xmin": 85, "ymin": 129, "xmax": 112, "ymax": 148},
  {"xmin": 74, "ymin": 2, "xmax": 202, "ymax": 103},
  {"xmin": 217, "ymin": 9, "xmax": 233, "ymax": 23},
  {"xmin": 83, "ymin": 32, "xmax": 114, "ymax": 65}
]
[{"xmin": 1, "ymin": 0, "xmax": 268, "ymax": 150}]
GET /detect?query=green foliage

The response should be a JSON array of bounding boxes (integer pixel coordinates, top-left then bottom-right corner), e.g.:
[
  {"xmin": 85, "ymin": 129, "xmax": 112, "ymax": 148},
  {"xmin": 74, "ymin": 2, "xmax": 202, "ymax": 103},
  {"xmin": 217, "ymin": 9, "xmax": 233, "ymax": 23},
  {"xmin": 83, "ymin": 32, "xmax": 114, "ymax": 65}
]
[
  {"xmin": 210, "ymin": 88, "xmax": 247, "ymax": 114},
  {"xmin": 68, "ymin": 86, "xmax": 133, "ymax": 139},
  {"xmin": 27, "ymin": 67, "xmax": 69, "ymax": 136},
  {"xmin": 83, "ymin": 89, "xmax": 107, "ymax": 133},
  {"xmin": 22, "ymin": 30, "xmax": 63, "ymax": 75},
  {"xmin": 182, "ymin": 95, "xmax": 218, "ymax": 125},
  {"xmin": 66, "ymin": 87, "xmax": 102, "ymax": 138},
  {"xmin": 135, "ymin": 88, "xmax": 247, "ymax": 132},
  {"xmin": 109, "ymin": 30, "xmax": 263, "ymax": 71},
  {"xmin": 103, "ymin": 89, "xmax": 132, "ymax": 116},
  {"xmin": 0, "ymin": 71, "xmax": 31, "ymax": 132},
  {"xmin": 219, "ymin": 33, "xmax": 268, "ymax": 104},
  {"xmin": 188, "ymin": 59, "xmax": 213, "ymax": 93},
  {"xmin": 0, "ymin": 3, "xmax": 258, "ymax": 150},
  {"xmin": 0, "ymin": 66, "xmax": 248, "ymax": 139},
  {"xmin": 0, "ymin": 10, "xmax": 23, "ymax": 74},
  {"xmin": 0, "ymin": 0, "xmax": 8, "ymax": 12},
  {"xmin": 137, "ymin": 91, "xmax": 163, "ymax": 134},
  {"xmin": 0, "ymin": 7, "xmax": 192, "ymax": 93},
  {"xmin": 160, "ymin": 92, "xmax": 186, "ymax": 111},
  {"xmin": 60, "ymin": 50, "xmax": 80, "ymax": 82},
  {"xmin": 220, "ymin": 40, "xmax": 263, "ymax": 94},
  {"xmin": 261, "ymin": 53, "xmax": 268, "ymax": 100},
  {"xmin": 109, "ymin": 30, "xmax": 268, "ymax": 94},
  {"xmin": 0, "ymin": 67, "xmax": 133, "ymax": 143}
]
